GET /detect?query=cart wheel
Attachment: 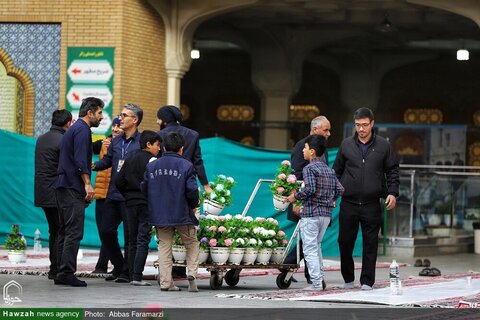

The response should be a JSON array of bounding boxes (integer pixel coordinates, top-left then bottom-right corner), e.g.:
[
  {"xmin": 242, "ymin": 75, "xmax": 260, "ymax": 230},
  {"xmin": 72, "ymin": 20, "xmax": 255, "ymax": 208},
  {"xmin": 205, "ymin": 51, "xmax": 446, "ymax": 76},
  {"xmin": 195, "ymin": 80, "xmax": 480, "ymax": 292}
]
[
  {"xmin": 276, "ymin": 272, "xmax": 292, "ymax": 289},
  {"xmin": 209, "ymin": 272, "xmax": 223, "ymax": 290},
  {"xmin": 225, "ymin": 269, "xmax": 240, "ymax": 287}
]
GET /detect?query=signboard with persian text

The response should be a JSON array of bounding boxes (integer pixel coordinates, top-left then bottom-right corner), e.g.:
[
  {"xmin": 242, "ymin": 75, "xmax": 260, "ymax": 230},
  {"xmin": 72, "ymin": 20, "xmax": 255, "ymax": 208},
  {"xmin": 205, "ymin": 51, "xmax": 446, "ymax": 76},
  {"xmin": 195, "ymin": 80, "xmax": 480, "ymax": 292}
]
[{"xmin": 65, "ymin": 47, "xmax": 114, "ymax": 137}]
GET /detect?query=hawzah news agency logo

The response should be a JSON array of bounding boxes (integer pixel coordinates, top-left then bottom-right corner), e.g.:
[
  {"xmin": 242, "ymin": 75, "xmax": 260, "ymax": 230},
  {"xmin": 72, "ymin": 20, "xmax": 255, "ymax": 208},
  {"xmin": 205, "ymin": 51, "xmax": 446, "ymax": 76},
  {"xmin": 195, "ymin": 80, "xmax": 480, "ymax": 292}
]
[{"xmin": 3, "ymin": 280, "xmax": 22, "ymax": 306}]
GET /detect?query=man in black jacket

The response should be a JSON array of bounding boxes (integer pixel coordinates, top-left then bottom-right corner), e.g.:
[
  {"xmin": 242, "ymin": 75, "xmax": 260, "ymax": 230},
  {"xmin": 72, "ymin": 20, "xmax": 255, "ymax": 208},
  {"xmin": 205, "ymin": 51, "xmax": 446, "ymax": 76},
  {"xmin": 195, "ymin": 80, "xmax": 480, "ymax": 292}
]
[
  {"xmin": 34, "ymin": 109, "xmax": 72, "ymax": 280},
  {"xmin": 115, "ymin": 130, "xmax": 161, "ymax": 286},
  {"xmin": 283, "ymin": 116, "xmax": 331, "ymax": 283},
  {"xmin": 333, "ymin": 107, "xmax": 399, "ymax": 291}
]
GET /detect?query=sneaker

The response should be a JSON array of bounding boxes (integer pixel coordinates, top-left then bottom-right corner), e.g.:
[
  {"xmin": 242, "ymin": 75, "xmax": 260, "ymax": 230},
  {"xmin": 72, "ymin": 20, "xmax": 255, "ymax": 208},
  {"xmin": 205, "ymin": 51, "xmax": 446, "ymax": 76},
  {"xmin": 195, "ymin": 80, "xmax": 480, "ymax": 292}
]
[
  {"xmin": 322, "ymin": 279, "xmax": 326, "ymax": 291},
  {"xmin": 361, "ymin": 284, "xmax": 373, "ymax": 290},
  {"xmin": 131, "ymin": 280, "xmax": 152, "ymax": 286},
  {"xmin": 160, "ymin": 286, "xmax": 181, "ymax": 292},
  {"xmin": 344, "ymin": 281, "xmax": 354, "ymax": 289},
  {"xmin": 187, "ymin": 276, "xmax": 198, "ymax": 292},
  {"xmin": 303, "ymin": 285, "xmax": 322, "ymax": 291}
]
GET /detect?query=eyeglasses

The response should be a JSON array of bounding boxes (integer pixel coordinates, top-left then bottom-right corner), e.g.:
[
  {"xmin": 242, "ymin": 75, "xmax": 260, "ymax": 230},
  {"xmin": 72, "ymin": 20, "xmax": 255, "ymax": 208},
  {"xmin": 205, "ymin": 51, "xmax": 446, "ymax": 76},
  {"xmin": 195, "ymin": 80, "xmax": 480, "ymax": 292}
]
[
  {"xmin": 354, "ymin": 122, "xmax": 371, "ymax": 129},
  {"xmin": 119, "ymin": 112, "xmax": 135, "ymax": 119}
]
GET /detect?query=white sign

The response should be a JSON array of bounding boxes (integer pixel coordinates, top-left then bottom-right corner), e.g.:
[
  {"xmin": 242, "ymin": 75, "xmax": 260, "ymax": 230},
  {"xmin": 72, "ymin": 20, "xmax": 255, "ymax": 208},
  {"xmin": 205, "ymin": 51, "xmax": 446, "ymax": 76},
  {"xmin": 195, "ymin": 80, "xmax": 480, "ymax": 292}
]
[
  {"xmin": 67, "ymin": 60, "xmax": 113, "ymax": 83},
  {"xmin": 3, "ymin": 280, "xmax": 22, "ymax": 306},
  {"xmin": 70, "ymin": 110, "xmax": 112, "ymax": 136},
  {"xmin": 67, "ymin": 85, "xmax": 113, "ymax": 108}
]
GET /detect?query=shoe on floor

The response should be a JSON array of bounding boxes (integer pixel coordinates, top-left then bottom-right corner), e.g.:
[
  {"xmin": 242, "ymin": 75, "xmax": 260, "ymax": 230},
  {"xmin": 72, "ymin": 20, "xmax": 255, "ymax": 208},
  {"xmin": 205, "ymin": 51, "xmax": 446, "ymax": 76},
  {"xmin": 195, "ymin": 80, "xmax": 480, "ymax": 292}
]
[
  {"xmin": 115, "ymin": 276, "xmax": 130, "ymax": 283},
  {"xmin": 160, "ymin": 286, "xmax": 181, "ymax": 292},
  {"xmin": 55, "ymin": 276, "xmax": 87, "ymax": 287},
  {"xmin": 47, "ymin": 272, "xmax": 56, "ymax": 280},
  {"xmin": 344, "ymin": 281, "xmax": 354, "ymax": 289},
  {"xmin": 414, "ymin": 259, "xmax": 423, "ymax": 267},
  {"xmin": 423, "ymin": 259, "xmax": 431, "ymax": 267},
  {"xmin": 188, "ymin": 276, "xmax": 198, "ymax": 292},
  {"xmin": 322, "ymin": 280, "xmax": 326, "ymax": 291},
  {"xmin": 361, "ymin": 284, "xmax": 373, "ymax": 290},
  {"xmin": 303, "ymin": 285, "xmax": 322, "ymax": 291},
  {"xmin": 131, "ymin": 280, "xmax": 152, "ymax": 286},
  {"xmin": 105, "ymin": 274, "xmax": 118, "ymax": 281},
  {"xmin": 290, "ymin": 276, "xmax": 298, "ymax": 283}
]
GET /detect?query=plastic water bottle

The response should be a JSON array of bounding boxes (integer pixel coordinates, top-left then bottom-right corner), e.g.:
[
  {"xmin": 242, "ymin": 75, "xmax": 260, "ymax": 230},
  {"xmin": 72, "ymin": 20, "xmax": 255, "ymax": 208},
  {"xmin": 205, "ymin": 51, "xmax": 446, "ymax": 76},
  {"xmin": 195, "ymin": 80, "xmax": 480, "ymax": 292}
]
[
  {"xmin": 389, "ymin": 259, "xmax": 402, "ymax": 295},
  {"xmin": 34, "ymin": 228, "xmax": 42, "ymax": 253}
]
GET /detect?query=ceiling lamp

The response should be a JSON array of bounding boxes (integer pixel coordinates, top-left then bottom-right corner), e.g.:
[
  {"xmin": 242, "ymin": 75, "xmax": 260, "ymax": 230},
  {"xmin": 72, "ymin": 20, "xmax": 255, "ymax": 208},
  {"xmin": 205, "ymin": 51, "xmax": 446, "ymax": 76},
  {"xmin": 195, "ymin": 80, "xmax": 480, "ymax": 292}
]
[
  {"xmin": 457, "ymin": 49, "xmax": 469, "ymax": 61},
  {"xmin": 190, "ymin": 49, "xmax": 200, "ymax": 59}
]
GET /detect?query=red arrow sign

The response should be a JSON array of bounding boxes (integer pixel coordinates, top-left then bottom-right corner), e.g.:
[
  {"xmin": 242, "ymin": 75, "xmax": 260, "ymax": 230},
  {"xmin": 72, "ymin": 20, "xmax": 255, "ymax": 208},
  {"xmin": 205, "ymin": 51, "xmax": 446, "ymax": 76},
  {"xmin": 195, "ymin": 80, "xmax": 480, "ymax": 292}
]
[
  {"xmin": 72, "ymin": 93, "xmax": 80, "ymax": 101},
  {"xmin": 71, "ymin": 68, "xmax": 82, "ymax": 74}
]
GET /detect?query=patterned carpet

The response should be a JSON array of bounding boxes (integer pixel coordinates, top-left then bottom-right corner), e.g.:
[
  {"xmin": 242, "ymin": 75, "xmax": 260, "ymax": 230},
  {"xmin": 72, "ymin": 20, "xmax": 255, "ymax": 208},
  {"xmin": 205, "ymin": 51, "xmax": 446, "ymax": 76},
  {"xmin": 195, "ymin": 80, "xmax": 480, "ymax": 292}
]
[{"xmin": 216, "ymin": 272, "xmax": 480, "ymax": 308}]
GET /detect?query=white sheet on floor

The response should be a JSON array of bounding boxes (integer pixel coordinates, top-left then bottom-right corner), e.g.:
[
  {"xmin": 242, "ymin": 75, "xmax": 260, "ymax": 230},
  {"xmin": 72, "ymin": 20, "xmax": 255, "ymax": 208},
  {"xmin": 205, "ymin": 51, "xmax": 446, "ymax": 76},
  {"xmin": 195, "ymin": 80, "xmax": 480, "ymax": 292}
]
[{"xmin": 290, "ymin": 278, "xmax": 480, "ymax": 305}]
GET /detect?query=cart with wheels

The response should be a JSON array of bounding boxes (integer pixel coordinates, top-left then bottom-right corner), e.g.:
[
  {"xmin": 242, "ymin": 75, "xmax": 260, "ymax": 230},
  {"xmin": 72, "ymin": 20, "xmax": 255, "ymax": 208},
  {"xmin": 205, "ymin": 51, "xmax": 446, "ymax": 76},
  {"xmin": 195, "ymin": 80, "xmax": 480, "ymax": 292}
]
[{"xmin": 154, "ymin": 179, "xmax": 302, "ymax": 290}]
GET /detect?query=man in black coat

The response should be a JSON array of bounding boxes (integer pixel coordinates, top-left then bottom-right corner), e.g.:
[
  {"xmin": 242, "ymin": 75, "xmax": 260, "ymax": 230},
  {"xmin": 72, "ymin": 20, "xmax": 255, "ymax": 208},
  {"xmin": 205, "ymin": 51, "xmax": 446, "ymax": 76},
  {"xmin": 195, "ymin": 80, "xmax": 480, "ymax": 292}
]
[
  {"xmin": 34, "ymin": 109, "xmax": 72, "ymax": 280},
  {"xmin": 283, "ymin": 116, "xmax": 331, "ymax": 283},
  {"xmin": 333, "ymin": 107, "xmax": 399, "ymax": 290}
]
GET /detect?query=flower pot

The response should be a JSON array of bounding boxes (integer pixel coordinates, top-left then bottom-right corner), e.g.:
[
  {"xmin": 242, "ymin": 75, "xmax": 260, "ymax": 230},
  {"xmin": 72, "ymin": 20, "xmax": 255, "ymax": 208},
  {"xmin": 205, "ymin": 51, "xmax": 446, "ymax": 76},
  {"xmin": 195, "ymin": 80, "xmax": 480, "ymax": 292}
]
[
  {"xmin": 172, "ymin": 245, "xmax": 187, "ymax": 264},
  {"xmin": 199, "ymin": 247, "xmax": 209, "ymax": 264},
  {"xmin": 270, "ymin": 247, "xmax": 286, "ymax": 264},
  {"xmin": 7, "ymin": 251, "xmax": 26, "ymax": 264},
  {"xmin": 203, "ymin": 199, "xmax": 225, "ymax": 216},
  {"xmin": 228, "ymin": 248, "xmax": 245, "ymax": 265},
  {"xmin": 255, "ymin": 248, "xmax": 273, "ymax": 265},
  {"xmin": 242, "ymin": 247, "xmax": 258, "ymax": 265},
  {"xmin": 273, "ymin": 194, "xmax": 289, "ymax": 211},
  {"xmin": 210, "ymin": 247, "xmax": 230, "ymax": 265}
]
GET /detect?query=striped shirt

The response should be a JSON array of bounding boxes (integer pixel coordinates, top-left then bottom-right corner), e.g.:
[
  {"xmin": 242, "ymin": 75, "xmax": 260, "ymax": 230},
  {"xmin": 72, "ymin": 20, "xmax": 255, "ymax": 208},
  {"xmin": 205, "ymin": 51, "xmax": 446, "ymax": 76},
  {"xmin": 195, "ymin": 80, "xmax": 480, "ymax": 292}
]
[{"xmin": 294, "ymin": 158, "xmax": 344, "ymax": 218}]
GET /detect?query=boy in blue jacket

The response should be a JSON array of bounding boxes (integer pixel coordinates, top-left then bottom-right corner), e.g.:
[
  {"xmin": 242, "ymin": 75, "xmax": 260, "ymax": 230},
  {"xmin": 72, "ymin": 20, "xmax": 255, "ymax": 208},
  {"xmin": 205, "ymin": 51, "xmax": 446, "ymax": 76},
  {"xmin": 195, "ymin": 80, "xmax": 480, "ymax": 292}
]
[
  {"xmin": 288, "ymin": 135, "xmax": 344, "ymax": 291},
  {"xmin": 142, "ymin": 132, "xmax": 200, "ymax": 292}
]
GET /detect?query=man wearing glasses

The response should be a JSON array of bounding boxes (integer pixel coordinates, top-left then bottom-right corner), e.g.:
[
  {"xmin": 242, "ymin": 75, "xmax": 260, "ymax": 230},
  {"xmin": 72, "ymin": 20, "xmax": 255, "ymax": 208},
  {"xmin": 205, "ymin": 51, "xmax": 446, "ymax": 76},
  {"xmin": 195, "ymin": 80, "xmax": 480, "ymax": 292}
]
[
  {"xmin": 333, "ymin": 107, "xmax": 399, "ymax": 291},
  {"xmin": 93, "ymin": 104, "xmax": 143, "ymax": 283}
]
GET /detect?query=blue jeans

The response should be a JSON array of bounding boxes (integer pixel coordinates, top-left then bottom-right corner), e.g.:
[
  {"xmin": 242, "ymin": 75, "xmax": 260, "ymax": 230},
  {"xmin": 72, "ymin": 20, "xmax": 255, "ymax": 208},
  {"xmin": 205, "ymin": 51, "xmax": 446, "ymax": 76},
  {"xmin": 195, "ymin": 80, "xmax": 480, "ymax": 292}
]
[{"xmin": 300, "ymin": 216, "xmax": 331, "ymax": 287}]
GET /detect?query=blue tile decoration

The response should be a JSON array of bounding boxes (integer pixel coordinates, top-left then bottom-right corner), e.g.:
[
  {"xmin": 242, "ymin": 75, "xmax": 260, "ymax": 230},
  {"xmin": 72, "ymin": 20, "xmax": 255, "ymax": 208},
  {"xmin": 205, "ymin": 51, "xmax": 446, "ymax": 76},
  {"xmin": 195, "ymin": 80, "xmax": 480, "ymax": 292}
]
[{"xmin": 0, "ymin": 23, "xmax": 61, "ymax": 137}]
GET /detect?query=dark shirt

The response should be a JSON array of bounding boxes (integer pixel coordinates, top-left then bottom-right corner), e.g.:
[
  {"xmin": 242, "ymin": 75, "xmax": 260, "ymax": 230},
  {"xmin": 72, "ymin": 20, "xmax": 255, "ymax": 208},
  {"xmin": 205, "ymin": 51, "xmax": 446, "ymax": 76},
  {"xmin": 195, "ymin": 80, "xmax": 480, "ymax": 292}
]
[
  {"xmin": 115, "ymin": 150, "xmax": 156, "ymax": 207},
  {"xmin": 158, "ymin": 123, "xmax": 208, "ymax": 186},
  {"xmin": 53, "ymin": 119, "xmax": 92, "ymax": 196},
  {"xmin": 94, "ymin": 131, "xmax": 141, "ymax": 201},
  {"xmin": 291, "ymin": 135, "xmax": 328, "ymax": 180},
  {"xmin": 34, "ymin": 125, "xmax": 66, "ymax": 207}
]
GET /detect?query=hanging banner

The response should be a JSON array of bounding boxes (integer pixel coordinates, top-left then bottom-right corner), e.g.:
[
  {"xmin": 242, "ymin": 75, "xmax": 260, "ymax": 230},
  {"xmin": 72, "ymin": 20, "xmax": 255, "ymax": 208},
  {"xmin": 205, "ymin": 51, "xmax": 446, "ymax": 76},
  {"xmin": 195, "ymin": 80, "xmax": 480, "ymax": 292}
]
[{"xmin": 65, "ymin": 47, "xmax": 114, "ymax": 136}]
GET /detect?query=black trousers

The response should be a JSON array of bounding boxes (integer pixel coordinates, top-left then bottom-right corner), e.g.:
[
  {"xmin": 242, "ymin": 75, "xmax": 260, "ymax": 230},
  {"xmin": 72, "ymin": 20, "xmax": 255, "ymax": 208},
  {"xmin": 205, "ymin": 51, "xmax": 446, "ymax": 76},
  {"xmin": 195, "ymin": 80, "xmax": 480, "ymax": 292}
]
[
  {"xmin": 55, "ymin": 188, "xmax": 85, "ymax": 278},
  {"xmin": 126, "ymin": 204, "xmax": 151, "ymax": 281},
  {"xmin": 41, "ymin": 207, "xmax": 59, "ymax": 275},
  {"xmin": 338, "ymin": 200, "xmax": 382, "ymax": 287},
  {"xmin": 94, "ymin": 199, "xmax": 109, "ymax": 272},
  {"xmin": 99, "ymin": 198, "xmax": 129, "ymax": 277}
]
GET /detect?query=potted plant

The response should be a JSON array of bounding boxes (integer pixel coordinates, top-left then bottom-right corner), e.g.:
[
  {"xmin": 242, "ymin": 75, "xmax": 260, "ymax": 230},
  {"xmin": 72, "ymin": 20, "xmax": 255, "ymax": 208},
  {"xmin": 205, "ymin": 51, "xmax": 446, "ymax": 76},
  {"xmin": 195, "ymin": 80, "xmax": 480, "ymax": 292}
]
[
  {"xmin": 5, "ymin": 224, "xmax": 27, "ymax": 264},
  {"xmin": 202, "ymin": 175, "xmax": 236, "ymax": 216},
  {"xmin": 270, "ymin": 160, "xmax": 302, "ymax": 211}
]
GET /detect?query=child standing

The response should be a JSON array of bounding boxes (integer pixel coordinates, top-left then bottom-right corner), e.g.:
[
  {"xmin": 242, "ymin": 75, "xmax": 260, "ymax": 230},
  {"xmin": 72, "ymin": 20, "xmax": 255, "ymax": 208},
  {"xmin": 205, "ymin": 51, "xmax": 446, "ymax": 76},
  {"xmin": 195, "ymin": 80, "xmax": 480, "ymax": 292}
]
[
  {"xmin": 288, "ymin": 134, "xmax": 344, "ymax": 291},
  {"xmin": 142, "ymin": 132, "xmax": 200, "ymax": 292},
  {"xmin": 115, "ymin": 130, "xmax": 161, "ymax": 286}
]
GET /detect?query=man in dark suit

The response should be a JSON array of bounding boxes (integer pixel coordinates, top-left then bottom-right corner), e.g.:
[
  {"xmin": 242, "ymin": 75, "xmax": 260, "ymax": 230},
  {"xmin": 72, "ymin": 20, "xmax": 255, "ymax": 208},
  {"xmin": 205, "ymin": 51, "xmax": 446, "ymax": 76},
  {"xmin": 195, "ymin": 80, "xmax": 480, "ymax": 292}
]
[
  {"xmin": 34, "ymin": 109, "xmax": 72, "ymax": 280},
  {"xmin": 283, "ymin": 115, "xmax": 331, "ymax": 283}
]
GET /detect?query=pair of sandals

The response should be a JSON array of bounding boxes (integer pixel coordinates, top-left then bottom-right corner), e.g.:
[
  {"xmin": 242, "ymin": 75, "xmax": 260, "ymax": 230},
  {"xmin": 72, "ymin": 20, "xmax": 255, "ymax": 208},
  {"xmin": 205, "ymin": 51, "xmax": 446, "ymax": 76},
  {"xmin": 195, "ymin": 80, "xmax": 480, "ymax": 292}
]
[
  {"xmin": 419, "ymin": 267, "xmax": 442, "ymax": 277},
  {"xmin": 414, "ymin": 258, "xmax": 431, "ymax": 267}
]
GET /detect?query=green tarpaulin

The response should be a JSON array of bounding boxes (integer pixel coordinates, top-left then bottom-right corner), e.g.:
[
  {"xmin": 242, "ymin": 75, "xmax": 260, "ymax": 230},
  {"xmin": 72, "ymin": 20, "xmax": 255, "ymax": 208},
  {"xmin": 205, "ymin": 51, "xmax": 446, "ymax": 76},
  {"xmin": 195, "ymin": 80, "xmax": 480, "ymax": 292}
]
[{"xmin": 0, "ymin": 129, "xmax": 362, "ymax": 256}]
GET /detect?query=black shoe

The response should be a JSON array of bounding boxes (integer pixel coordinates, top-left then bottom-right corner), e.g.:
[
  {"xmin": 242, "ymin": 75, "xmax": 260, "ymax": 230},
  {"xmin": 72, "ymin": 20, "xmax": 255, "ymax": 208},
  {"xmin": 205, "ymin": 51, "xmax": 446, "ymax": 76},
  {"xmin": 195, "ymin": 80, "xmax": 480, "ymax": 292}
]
[
  {"xmin": 107, "ymin": 268, "xmax": 118, "ymax": 275},
  {"xmin": 105, "ymin": 274, "xmax": 118, "ymax": 281},
  {"xmin": 47, "ymin": 272, "xmax": 56, "ymax": 280},
  {"xmin": 55, "ymin": 276, "xmax": 87, "ymax": 287},
  {"xmin": 322, "ymin": 280, "xmax": 326, "ymax": 290},
  {"xmin": 115, "ymin": 276, "xmax": 130, "ymax": 283},
  {"xmin": 290, "ymin": 276, "xmax": 298, "ymax": 283}
]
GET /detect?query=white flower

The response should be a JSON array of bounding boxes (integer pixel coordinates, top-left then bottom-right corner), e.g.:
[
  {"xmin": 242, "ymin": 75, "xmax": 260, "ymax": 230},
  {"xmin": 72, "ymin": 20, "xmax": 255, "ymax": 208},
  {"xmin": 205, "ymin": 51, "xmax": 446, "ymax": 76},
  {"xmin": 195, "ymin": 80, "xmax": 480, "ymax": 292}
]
[
  {"xmin": 206, "ymin": 214, "xmax": 216, "ymax": 220},
  {"xmin": 227, "ymin": 177, "xmax": 234, "ymax": 183},
  {"xmin": 243, "ymin": 216, "xmax": 253, "ymax": 222},
  {"xmin": 234, "ymin": 214, "xmax": 243, "ymax": 220},
  {"xmin": 265, "ymin": 240, "xmax": 273, "ymax": 247},
  {"xmin": 268, "ymin": 229, "xmax": 276, "ymax": 236},
  {"xmin": 236, "ymin": 238, "xmax": 245, "ymax": 245},
  {"xmin": 218, "ymin": 174, "xmax": 226, "ymax": 180},
  {"xmin": 249, "ymin": 238, "xmax": 257, "ymax": 245},
  {"xmin": 226, "ymin": 190, "xmax": 231, "ymax": 196},
  {"xmin": 215, "ymin": 184, "xmax": 224, "ymax": 191},
  {"xmin": 257, "ymin": 239, "xmax": 263, "ymax": 246},
  {"xmin": 273, "ymin": 239, "xmax": 278, "ymax": 246},
  {"xmin": 218, "ymin": 197, "xmax": 226, "ymax": 203},
  {"xmin": 209, "ymin": 192, "xmax": 217, "ymax": 200},
  {"xmin": 224, "ymin": 214, "xmax": 232, "ymax": 220}
]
